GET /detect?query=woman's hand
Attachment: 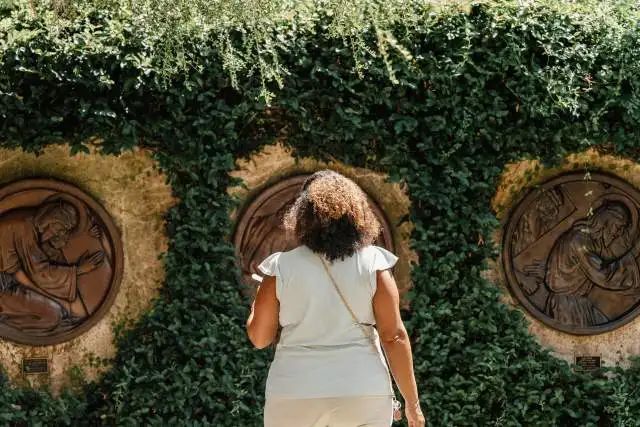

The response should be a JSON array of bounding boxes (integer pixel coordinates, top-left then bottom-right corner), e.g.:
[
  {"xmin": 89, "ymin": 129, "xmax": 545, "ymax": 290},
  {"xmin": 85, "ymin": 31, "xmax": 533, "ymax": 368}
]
[
  {"xmin": 374, "ymin": 270, "xmax": 424, "ymax": 426},
  {"xmin": 405, "ymin": 401, "xmax": 426, "ymax": 427}
]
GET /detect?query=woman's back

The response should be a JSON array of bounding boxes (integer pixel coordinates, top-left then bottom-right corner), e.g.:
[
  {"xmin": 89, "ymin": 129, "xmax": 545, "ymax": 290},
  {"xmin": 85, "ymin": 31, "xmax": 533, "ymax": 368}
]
[
  {"xmin": 260, "ymin": 245, "xmax": 397, "ymax": 348},
  {"xmin": 258, "ymin": 244, "xmax": 396, "ymax": 398}
]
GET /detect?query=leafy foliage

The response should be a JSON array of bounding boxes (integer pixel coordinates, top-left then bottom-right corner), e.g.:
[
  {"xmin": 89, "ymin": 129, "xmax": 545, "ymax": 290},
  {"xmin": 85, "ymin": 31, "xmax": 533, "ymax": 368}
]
[{"xmin": 1, "ymin": 0, "xmax": 640, "ymax": 425}]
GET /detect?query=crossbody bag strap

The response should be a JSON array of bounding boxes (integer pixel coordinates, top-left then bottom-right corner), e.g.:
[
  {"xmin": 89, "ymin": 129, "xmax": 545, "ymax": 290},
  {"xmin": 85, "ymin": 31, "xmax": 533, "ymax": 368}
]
[
  {"xmin": 318, "ymin": 254, "xmax": 403, "ymax": 420},
  {"xmin": 318, "ymin": 255, "xmax": 378, "ymax": 354}
]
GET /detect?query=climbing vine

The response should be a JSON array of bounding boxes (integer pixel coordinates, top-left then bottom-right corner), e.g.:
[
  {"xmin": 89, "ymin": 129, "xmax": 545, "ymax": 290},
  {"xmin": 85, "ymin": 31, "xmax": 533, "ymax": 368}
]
[{"xmin": 1, "ymin": 0, "xmax": 640, "ymax": 425}]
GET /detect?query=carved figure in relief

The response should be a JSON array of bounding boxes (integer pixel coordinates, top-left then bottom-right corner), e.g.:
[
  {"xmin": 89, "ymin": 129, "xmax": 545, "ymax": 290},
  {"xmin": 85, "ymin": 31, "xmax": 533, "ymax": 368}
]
[
  {"xmin": 513, "ymin": 187, "xmax": 564, "ymax": 254},
  {"xmin": 0, "ymin": 198, "xmax": 104, "ymax": 333},
  {"xmin": 524, "ymin": 201, "xmax": 640, "ymax": 327},
  {"xmin": 240, "ymin": 199, "xmax": 296, "ymax": 286}
]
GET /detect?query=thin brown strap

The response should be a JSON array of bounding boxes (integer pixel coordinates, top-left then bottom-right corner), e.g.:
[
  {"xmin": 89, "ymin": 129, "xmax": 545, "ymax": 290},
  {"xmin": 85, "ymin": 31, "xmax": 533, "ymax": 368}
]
[
  {"xmin": 319, "ymin": 255, "xmax": 402, "ymax": 412},
  {"xmin": 318, "ymin": 256, "xmax": 379, "ymax": 355}
]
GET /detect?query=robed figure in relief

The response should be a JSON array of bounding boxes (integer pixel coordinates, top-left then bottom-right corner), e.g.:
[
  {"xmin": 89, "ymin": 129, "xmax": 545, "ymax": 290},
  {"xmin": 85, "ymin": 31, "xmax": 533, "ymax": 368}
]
[
  {"xmin": 524, "ymin": 201, "xmax": 640, "ymax": 327},
  {"xmin": 0, "ymin": 198, "xmax": 104, "ymax": 333}
]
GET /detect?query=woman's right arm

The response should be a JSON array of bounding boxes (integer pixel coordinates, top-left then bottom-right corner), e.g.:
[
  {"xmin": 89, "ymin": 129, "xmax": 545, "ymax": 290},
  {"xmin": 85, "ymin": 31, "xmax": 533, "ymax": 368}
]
[{"xmin": 373, "ymin": 269, "xmax": 425, "ymax": 427}]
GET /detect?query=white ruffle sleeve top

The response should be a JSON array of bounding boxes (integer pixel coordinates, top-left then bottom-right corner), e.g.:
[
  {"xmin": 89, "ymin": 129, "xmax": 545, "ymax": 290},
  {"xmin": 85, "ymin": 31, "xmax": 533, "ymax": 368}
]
[{"xmin": 258, "ymin": 244, "xmax": 398, "ymax": 398}]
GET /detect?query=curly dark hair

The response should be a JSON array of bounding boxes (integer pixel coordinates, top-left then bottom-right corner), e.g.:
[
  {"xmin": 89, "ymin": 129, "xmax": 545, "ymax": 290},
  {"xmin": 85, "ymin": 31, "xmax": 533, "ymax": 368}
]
[{"xmin": 284, "ymin": 170, "xmax": 381, "ymax": 261}]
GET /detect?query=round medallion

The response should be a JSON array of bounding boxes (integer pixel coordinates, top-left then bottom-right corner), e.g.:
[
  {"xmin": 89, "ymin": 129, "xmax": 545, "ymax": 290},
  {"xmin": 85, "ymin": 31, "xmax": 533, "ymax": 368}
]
[
  {"xmin": 234, "ymin": 174, "xmax": 394, "ymax": 288},
  {"xmin": 0, "ymin": 179, "xmax": 123, "ymax": 345},
  {"xmin": 502, "ymin": 172, "xmax": 640, "ymax": 335}
]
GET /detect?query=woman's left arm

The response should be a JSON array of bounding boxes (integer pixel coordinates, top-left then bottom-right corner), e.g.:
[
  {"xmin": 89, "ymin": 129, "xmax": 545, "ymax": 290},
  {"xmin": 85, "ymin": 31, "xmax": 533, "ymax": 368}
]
[{"xmin": 246, "ymin": 275, "xmax": 279, "ymax": 349}]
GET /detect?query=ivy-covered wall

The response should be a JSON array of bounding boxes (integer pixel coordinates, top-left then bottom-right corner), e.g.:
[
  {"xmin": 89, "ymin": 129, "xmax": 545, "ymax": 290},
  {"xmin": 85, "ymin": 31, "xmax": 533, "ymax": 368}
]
[{"xmin": 1, "ymin": 1, "xmax": 640, "ymax": 425}]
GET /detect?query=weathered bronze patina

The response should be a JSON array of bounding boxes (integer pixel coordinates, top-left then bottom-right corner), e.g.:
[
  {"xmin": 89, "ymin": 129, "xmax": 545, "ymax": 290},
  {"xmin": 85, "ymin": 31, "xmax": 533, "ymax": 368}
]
[
  {"xmin": 0, "ymin": 179, "xmax": 123, "ymax": 345},
  {"xmin": 502, "ymin": 172, "xmax": 640, "ymax": 335},
  {"xmin": 234, "ymin": 174, "xmax": 394, "ymax": 288}
]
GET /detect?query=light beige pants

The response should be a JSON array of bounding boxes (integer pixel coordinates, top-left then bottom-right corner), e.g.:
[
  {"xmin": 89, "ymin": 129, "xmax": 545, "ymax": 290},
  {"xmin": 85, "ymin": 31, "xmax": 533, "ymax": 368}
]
[{"xmin": 264, "ymin": 396, "xmax": 393, "ymax": 427}]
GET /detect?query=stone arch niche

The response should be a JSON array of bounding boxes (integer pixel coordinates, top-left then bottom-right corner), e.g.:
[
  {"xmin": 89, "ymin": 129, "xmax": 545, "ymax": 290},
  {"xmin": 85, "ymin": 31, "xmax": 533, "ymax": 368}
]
[
  {"xmin": 0, "ymin": 144, "xmax": 175, "ymax": 392},
  {"xmin": 501, "ymin": 171, "xmax": 640, "ymax": 336},
  {"xmin": 228, "ymin": 143, "xmax": 416, "ymax": 300},
  {"xmin": 490, "ymin": 149, "xmax": 640, "ymax": 368}
]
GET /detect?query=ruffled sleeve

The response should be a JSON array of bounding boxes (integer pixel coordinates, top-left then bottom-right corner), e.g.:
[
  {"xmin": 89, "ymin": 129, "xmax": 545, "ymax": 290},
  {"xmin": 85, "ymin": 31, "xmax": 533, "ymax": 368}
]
[
  {"xmin": 258, "ymin": 252, "xmax": 282, "ymax": 277},
  {"xmin": 367, "ymin": 246, "xmax": 398, "ymax": 294},
  {"xmin": 371, "ymin": 246, "xmax": 398, "ymax": 271}
]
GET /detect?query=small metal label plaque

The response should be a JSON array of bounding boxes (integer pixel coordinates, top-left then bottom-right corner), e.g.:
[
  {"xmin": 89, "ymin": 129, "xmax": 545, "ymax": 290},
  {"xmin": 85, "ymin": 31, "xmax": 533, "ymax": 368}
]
[
  {"xmin": 22, "ymin": 358, "xmax": 49, "ymax": 375},
  {"xmin": 575, "ymin": 356, "xmax": 601, "ymax": 371}
]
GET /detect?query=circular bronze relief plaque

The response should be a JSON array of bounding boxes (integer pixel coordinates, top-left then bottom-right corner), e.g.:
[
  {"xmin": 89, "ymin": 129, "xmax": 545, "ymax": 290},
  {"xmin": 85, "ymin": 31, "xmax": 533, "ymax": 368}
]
[
  {"xmin": 0, "ymin": 179, "xmax": 123, "ymax": 345},
  {"xmin": 503, "ymin": 172, "xmax": 640, "ymax": 335},
  {"xmin": 234, "ymin": 174, "xmax": 394, "ymax": 288}
]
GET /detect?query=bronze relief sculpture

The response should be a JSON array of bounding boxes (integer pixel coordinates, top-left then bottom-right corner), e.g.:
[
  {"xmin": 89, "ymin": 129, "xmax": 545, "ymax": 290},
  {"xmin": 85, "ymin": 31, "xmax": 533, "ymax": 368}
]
[
  {"xmin": 234, "ymin": 174, "xmax": 394, "ymax": 288},
  {"xmin": 0, "ymin": 179, "xmax": 123, "ymax": 345},
  {"xmin": 503, "ymin": 172, "xmax": 640, "ymax": 334}
]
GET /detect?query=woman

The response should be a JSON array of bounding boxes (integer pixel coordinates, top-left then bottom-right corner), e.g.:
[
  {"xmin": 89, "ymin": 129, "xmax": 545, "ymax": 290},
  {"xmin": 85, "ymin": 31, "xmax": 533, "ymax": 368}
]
[{"xmin": 246, "ymin": 170, "xmax": 425, "ymax": 427}]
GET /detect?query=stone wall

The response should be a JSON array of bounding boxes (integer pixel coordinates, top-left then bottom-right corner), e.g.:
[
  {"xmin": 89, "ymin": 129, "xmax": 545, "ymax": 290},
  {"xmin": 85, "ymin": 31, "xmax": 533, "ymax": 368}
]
[{"xmin": 0, "ymin": 145, "xmax": 175, "ymax": 391}]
